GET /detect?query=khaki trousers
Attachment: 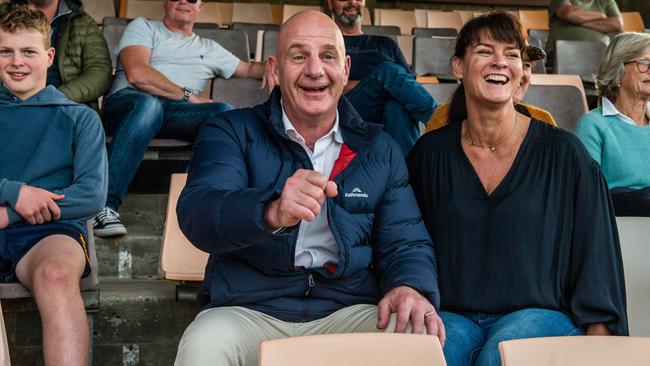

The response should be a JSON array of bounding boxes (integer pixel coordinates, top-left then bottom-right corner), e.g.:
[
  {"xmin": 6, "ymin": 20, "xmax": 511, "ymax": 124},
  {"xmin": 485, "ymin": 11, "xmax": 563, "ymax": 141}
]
[{"xmin": 174, "ymin": 304, "xmax": 403, "ymax": 366}]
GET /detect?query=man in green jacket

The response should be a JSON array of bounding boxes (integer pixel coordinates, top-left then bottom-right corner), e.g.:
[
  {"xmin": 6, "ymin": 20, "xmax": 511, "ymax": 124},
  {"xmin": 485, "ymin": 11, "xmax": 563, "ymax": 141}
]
[{"xmin": 0, "ymin": 0, "xmax": 112, "ymax": 111}]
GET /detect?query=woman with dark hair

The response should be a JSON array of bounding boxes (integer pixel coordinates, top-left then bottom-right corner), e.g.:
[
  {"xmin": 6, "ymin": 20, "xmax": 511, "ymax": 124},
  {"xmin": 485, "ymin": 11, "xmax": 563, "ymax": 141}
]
[{"xmin": 407, "ymin": 11, "xmax": 628, "ymax": 366}]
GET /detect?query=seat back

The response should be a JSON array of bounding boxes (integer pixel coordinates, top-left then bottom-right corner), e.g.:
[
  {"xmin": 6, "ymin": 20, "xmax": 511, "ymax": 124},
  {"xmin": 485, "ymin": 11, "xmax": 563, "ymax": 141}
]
[
  {"xmin": 616, "ymin": 216, "xmax": 650, "ymax": 336},
  {"xmin": 231, "ymin": 2, "xmax": 273, "ymax": 24},
  {"xmin": 84, "ymin": 0, "xmax": 115, "ymax": 24},
  {"xmin": 194, "ymin": 29, "xmax": 250, "ymax": 61},
  {"xmin": 499, "ymin": 336, "xmax": 650, "ymax": 366},
  {"xmin": 261, "ymin": 29, "xmax": 279, "ymax": 60},
  {"xmin": 195, "ymin": 2, "xmax": 222, "ymax": 25},
  {"xmin": 621, "ymin": 12, "xmax": 645, "ymax": 33},
  {"xmin": 523, "ymin": 74, "xmax": 588, "ymax": 131},
  {"xmin": 125, "ymin": 0, "xmax": 165, "ymax": 20},
  {"xmin": 413, "ymin": 9, "xmax": 427, "ymax": 28},
  {"xmin": 361, "ymin": 25, "xmax": 401, "ymax": 37},
  {"xmin": 0, "ymin": 301, "xmax": 8, "ymax": 366},
  {"xmin": 412, "ymin": 27, "xmax": 457, "ymax": 38},
  {"xmin": 282, "ymin": 5, "xmax": 323, "ymax": 23},
  {"xmin": 260, "ymin": 333, "xmax": 446, "ymax": 366},
  {"xmin": 426, "ymin": 10, "xmax": 463, "ymax": 31},
  {"xmin": 518, "ymin": 10, "xmax": 549, "ymax": 31},
  {"xmin": 453, "ymin": 10, "xmax": 474, "ymax": 25},
  {"xmin": 231, "ymin": 23, "xmax": 280, "ymax": 60},
  {"xmin": 412, "ymin": 36, "xmax": 456, "ymax": 80},
  {"xmin": 554, "ymin": 40, "xmax": 607, "ymax": 83},
  {"xmin": 102, "ymin": 23, "xmax": 128, "ymax": 68},
  {"xmin": 375, "ymin": 9, "xmax": 417, "ymax": 35},
  {"xmin": 422, "ymin": 83, "xmax": 459, "ymax": 105},
  {"xmin": 212, "ymin": 78, "xmax": 269, "ymax": 109},
  {"xmin": 362, "ymin": 7, "xmax": 371, "ymax": 25},
  {"xmin": 159, "ymin": 174, "xmax": 209, "ymax": 281}
]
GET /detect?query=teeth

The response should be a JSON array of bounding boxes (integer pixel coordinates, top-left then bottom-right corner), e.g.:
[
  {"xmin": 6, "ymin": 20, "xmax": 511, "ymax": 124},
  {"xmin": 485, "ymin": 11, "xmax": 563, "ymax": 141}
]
[{"xmin": 485, "ymin": 74, "xmax": 508, "ymax": 83}]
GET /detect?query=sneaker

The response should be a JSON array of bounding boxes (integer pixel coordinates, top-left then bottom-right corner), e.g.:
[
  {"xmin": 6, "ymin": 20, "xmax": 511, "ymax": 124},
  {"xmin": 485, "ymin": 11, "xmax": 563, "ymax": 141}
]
[{"xmin": 93, "ymin": 207, "xmax": 127, "ymax": 237}]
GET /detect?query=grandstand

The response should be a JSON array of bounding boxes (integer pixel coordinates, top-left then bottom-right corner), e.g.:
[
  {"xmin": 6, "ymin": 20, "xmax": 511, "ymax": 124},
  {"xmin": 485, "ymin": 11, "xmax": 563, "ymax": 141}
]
[{"xmin": 1, "ymin": 0, "xmax": 649, "ymax": 364}]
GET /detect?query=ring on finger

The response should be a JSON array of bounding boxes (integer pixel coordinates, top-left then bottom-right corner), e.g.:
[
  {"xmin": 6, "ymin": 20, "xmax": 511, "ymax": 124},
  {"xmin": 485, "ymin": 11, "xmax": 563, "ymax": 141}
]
[{"xmin": 424, "ymin": 310, "xmax": 435, "ymax": 318}]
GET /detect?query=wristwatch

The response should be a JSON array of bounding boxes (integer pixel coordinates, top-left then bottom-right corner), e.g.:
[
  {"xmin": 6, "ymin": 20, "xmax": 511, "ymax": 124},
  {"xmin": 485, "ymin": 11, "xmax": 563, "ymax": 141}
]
[{"xmin": 182, "ymin": 87, "xmax": 193, "ymax": 102}]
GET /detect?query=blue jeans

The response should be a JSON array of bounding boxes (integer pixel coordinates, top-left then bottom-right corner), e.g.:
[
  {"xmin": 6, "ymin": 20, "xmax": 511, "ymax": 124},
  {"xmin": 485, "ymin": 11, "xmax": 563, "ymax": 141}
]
[
  {"xmin": 103, "ymin": 88, "xmax": 232, "ymax": 211},
  {"xmin": 441, "ymin": 308, "xmax": 584, "ymax": 366},
  {"xmin": 344, "ymin": 61, "xmax": 436, "ymax": 155}
]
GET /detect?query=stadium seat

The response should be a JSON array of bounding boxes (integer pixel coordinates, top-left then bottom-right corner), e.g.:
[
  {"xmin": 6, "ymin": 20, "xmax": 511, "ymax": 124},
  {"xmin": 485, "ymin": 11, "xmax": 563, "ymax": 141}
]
[
  {"xmin": 159, "ymin": 174, "xmax": 208, "ymax": 301},
  {"xmin": 260, "ymin": 333, "xmax": 446, "ymax": 366},
  {"xmin": 194, "ymin": 2, "xmax": 223, "ymax": 25},
  {"xmin": 453, "ymin": 10, "xmax": 474, "ymax": 25},
  {"xmin": 212, "ymin": 78, "xmax": 269, "ymax": 109},
  {"xmin": 361, "ymin": 25, "xmax": 401, "ymax": 37},
  {"xmin": 84, "ymin": 0, "xmax": 115, "ymax": 25},
  {"xmin": 231, "ymin": 23, "xmax": 280, "ymax": 60},
  {"xmin": 102, "ymin": 22, "xmax": 127, "ymax": 68},
  {"xmin": 528, "ymin": 29, "xmax": 549, "ymax": 51},
  {"xmin": 231, "ymin": 2, "xmax": 273, "ymax": 25},
  {"xmin": 522, "ymin": 74, "xmax": 588, "ymax": 131},
  {"xmin": 426, "ymin": 10, "xmax": 463, "ymax": 31},
  {"xmin": 422, "ymin": 83, "xmax": 459, "ymax": 105},
  {"xmin": 194, "ymin": 29, "xmax": 250, "ymax": 61},
  {"xmin": 412, "ymin": 36, "xmax": 456, "ymax": 80},
  {"xmin": 499, "ymin": 336, "xmax": 650, "ymax": 366},
  {"xmin": 282, "ymin": 4, "xmax": 323, "ymax": 23},
  {"xmin": 125, "ymin": 0, "xmax": 165, "ymax": 20},
  {"xmin": 261, "ymin": 29, "xmax": 279, "ymax": 60},
  {"xmin": 0, "ymin": 302, "xmax": 8, "ymax": 366},
  {"xmin": 0, "ymin": 221, "xmax": 99, "ymax": 363},
  {"xmin": 518, "ymin": 10, "xmax": 549, "ymax": 31},
  {"xmin": 362, "ymin": 7, "xmax": 371, "ymax": 26},
  {"xmin": 413, "ymin": 9, "xmax": 428, "ymax": 28},
  {"xmin": 375, "ymin": 9, "xmax": 417, "ymax": 35},
  {"xmin": 621, "ymin": 12, "xmax": 645, "ymax": 33},
  {"xmin": 217, "ymin": 2, "xmax": 233, "ymax": 26},
  {"xmin": 413, "ymin": 27, "xmax": 457, "ymax": 38},
  {"xmin": 616, "ymin": 216, "xmax": 650, "ymax": 336},
  {"xmin": 554, "ymin": 40, "xmax": 607, "ymax": 84}
]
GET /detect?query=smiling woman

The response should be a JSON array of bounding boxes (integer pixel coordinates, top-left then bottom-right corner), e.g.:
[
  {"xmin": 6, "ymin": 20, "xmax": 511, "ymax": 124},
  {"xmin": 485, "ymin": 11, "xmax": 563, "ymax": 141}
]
[{"xmin": 408, "ymin": 11, "xmax": 628, "ymax": 366}]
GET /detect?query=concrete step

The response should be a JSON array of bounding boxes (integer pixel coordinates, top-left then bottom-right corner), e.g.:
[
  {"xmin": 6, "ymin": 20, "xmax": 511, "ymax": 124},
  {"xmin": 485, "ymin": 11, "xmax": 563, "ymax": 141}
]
[
  {"xmin": 4, "ymin": 279, "xmax": 198, "ymax": 366},
  {"xmin": 95, "ymin": 194, "xmax": 167, "ymax": 280}
]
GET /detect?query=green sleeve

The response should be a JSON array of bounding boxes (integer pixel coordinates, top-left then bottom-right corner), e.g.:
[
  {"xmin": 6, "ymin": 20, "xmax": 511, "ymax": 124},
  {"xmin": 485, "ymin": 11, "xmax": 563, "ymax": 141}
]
[{"xmin": 574, "ymin": 111, "xmax": 605, "ymax": 165}]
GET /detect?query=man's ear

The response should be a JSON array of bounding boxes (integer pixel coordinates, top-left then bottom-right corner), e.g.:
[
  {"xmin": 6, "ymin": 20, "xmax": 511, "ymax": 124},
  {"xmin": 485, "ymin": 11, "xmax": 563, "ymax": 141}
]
[
  {"xmin": 451, "ymin": 56, "xmax": 463, "ymax": 80},
  {"xmin": 343, "ymin": 54, "xmax": 350, "ymax": 81},
  {"xmin": 268, "ymin": 55, "xmax": 279, "ymax": 77},
  {"xmin": 46, "ymin": 47, "xmax": 55, "ymax": 68}
]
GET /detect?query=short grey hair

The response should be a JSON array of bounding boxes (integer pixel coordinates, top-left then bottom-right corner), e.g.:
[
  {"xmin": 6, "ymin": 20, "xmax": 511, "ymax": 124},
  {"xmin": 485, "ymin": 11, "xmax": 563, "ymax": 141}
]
[{"xmin": 597, "ymin": 32, "xmax": 650, "ymax": 102}]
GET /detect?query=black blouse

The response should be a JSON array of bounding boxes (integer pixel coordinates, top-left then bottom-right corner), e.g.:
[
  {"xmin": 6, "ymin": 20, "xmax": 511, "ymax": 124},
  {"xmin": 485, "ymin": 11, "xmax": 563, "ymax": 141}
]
[{"xmin": 407, "ymin": 119, "xmax": 628, "ymax": 335}]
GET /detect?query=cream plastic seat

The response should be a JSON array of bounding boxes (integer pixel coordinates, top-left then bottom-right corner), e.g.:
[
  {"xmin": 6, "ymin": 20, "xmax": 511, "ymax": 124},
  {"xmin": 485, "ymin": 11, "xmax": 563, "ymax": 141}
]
[
  {"xmin": 375, "ymin": 9, "xmax": 417, "ymax": 35},
  {"xmin": 518, "ymin": 10, "xmax": 549, "ymax": 32},
  {"xmin": 621, "ymin": 12, "xmax": 645, "ymax": 33},
  {"xmin": 231, "ymin": 2, "xmax": 273, "ymax": 25},
  {"xmin": 426, "ymin": 11, "xmax": 463, "ymax": 31},
  {"xmin": 499, "ymin": 336, "xmax": 650, "ymax": 366},
  {"xmin": 0, "ymin": 301, "xmax": 10, "ymax": 366},
  {"xmin": 260, "ymin": 333, "xmax": 446, "ymax": 366},
  {"xmin": 125, "ymin": 0, "xmax": 165, "ymax": 20},
  {"xmin": 84, "ymin": 0, "xmax": 115, "ymax": 24},
  {"xmin": 282, "ymin": 5, "xmax": 323, "ymax": 23}
]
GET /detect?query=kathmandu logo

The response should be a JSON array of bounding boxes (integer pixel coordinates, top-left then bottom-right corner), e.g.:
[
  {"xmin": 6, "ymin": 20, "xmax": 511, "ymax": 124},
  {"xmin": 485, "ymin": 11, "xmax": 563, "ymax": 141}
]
[{"xmin": 345, "ymin": 187, "xmax": 368, "ymax": 198}]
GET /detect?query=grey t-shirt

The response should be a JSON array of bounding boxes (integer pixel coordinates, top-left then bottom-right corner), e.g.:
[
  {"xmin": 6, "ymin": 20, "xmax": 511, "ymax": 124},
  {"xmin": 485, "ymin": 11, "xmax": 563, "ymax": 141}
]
[{"xmin": 109, "ymin": 17, "xmax": 240, "ymax": 95}]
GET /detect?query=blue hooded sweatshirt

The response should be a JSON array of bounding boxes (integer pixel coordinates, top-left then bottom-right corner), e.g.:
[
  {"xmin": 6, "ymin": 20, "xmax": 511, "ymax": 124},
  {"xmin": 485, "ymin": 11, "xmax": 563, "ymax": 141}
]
[{"xmin": 0, "ymin": 84, "xmax": 107, "ymax": 233}]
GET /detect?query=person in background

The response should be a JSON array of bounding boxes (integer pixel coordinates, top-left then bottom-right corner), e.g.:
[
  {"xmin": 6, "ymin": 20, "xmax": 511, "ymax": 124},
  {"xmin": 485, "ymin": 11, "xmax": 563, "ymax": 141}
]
[
  {"xmin": 408, "ymin": 11, "xmax": 628, "ymax": 366},
  {"xmin": 575, "ymin": 32, "xmax": 650, "ymax": 216},
  {"xmin": 426, "ymin": 44, "xmax": 556, "ymax": 133}
]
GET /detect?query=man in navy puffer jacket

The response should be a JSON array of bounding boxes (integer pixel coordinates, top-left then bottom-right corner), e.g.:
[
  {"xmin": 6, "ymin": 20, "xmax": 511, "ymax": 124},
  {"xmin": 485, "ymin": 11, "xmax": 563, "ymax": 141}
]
[{"xmin": 174, "ymin": 11, "xmax": 442, "ymax": 365}]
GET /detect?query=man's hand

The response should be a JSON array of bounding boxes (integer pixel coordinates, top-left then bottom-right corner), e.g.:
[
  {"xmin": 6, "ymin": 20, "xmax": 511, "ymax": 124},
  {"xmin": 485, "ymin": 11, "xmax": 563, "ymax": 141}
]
[
  {"xmin": 14, "ymin": 185, "xmax": 64, "ymax": 225},
  {"xmin": 377, "ymin": 286, "xmax": 445, "ymax": 345},
  {"xmin": 261, "ymin": 61, "xmax": 279, "ymax": 93},
  {"xmin": 0, "ymin": 206, "xmax": 9, "ymax": 229},
  {"xmin": 189, "ymin": 94, "xmax": 214, "ymax": 103},
  {"xmin": 264, "ymin": 169, "xmax": 338, "ymax": 230}
]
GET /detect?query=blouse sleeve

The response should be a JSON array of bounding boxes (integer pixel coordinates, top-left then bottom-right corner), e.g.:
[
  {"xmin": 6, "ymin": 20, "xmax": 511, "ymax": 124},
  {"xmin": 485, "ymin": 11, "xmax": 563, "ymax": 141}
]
[{"xmin": 568, "ymin": 159, "xmax": 628, "ymax": 335}]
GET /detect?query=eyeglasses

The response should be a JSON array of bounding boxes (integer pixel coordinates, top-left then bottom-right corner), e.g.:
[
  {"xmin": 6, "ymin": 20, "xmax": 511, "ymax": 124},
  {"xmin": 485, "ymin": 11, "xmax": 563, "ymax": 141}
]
[
  {"xmin": 624, "ymin": 59, "xmax": 650, "ymax": 73},
  {"xmin": 168, "ymin": 0, "xmax": 199, "ymax": 4}
]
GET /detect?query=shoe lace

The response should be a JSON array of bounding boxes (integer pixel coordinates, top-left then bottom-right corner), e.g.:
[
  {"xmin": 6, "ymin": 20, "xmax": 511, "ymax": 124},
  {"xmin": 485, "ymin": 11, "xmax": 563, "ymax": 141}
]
[{"xmin": 97, "ymin": 208, "xmax": 120, "ymax": 221}]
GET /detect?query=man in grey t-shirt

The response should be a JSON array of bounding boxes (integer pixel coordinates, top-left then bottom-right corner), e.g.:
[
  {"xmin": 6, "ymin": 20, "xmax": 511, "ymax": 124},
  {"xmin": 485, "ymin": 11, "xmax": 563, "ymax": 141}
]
[{"xmin": 94, "ymin": 0, "xmax": 274, "ymax": 237}]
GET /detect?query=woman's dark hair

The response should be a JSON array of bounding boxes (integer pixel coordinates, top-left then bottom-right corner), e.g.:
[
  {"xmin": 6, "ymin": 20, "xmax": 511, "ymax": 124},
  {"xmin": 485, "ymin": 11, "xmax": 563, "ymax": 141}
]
[{"xmin": 447, "ymin": 11, "xmax": 526, "ymax": 124}]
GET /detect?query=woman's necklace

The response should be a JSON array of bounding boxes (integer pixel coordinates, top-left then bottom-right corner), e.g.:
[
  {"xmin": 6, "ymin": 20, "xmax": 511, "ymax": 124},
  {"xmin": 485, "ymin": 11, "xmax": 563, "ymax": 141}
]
[{"xmin": 464, "ymin": 112, "xmax": 518, "ymax": 152}]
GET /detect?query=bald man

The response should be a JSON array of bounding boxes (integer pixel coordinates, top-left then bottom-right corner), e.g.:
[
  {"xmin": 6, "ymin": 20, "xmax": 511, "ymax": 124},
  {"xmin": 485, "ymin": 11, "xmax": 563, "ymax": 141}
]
[{"xmin": 174, "ymin": 11, "xmax": 443, "ymax": 366}]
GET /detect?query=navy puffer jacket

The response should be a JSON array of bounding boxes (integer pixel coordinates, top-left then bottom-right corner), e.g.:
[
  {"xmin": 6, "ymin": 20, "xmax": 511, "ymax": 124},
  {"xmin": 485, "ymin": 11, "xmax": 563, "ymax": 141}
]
[{"xmin": 178, "ymin": 89, "xmax": 440, "ymax": 322}]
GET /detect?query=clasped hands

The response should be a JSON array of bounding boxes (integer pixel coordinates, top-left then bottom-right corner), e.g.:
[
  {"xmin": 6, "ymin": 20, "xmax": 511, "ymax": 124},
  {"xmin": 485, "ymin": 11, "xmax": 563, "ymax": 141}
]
[{"xmin": 0, "ymin": 185, "xmax": 64, "ymax": 228}]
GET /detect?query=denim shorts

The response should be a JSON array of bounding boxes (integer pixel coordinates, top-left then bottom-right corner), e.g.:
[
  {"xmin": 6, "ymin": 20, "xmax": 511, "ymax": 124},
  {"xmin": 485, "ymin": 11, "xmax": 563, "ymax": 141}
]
[{"xmin": 0, "ymin": 222, "xmax": 91, "ymax": 283}]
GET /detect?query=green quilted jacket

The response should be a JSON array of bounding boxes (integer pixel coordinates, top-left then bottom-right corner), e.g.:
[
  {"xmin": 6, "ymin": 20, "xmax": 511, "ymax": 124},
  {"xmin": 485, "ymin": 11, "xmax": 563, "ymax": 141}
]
[{"xmin": 1, "ymin": 0, "xmax": 112, "ymax": 111}]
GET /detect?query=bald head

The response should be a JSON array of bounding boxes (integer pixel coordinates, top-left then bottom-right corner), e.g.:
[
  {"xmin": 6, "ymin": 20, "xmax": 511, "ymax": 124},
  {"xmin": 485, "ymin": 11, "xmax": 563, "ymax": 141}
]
[{"xmin": 277, "ymin": 10, "xmax": 346, "ymax": 63}]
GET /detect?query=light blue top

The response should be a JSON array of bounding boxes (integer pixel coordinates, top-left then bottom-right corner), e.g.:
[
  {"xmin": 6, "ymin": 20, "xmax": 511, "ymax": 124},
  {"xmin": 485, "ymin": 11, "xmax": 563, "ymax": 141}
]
[
  {"xmin": 574, "ymin": 101, "xmax": 650, "ymax": 189},
  {"xmin": 109, "ymin": 17, "xmax": 240, "ymax": 95}
]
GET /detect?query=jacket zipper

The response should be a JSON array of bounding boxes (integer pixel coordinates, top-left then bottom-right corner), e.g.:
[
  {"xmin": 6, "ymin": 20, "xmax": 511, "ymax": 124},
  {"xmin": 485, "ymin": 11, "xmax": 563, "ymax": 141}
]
[{"xmin": 304, "ymin": 272, "xmax": 315, "ymax": 296}]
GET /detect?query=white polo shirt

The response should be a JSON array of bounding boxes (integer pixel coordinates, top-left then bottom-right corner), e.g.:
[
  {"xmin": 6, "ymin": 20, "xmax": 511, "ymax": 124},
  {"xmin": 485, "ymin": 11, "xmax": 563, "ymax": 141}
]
[
  {"xmin": 281, "ymin": 104, "xmax": 343, "ymax": 268},
  {"xmin": 602, "ymin": 97, "xmax": 650, "ymax": 126}
]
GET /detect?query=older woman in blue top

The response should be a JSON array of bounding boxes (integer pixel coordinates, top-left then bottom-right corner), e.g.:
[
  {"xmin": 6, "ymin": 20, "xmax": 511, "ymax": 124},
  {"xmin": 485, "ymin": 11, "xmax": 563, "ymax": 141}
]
[
  {"xmin": 408, "ymin": 11, "xmax": 628, "ymax": 366},
  {"xmin": 575, "ymin": 32, "xmax": 650, "ymax": 216}
]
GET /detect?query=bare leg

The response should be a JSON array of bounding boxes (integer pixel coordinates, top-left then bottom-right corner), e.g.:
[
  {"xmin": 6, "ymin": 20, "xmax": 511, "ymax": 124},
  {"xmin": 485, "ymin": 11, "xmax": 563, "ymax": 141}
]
[{"xmin": 15, "ymin": 234, "xmax": 88, "ymax": 366}]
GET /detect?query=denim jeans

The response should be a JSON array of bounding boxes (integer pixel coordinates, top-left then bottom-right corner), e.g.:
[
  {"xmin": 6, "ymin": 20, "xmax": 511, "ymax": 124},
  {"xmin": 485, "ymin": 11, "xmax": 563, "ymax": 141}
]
[
  {"xmin": 103, "ymin": 88, "xmax": 233, "ymax": 211},
  {"xmin": 441, "ymin": 308, "xmax": 584, "ymax": 366},
  {"xmin": 344, "ymin": 61, "xmax": 437, "ymax": 155}
]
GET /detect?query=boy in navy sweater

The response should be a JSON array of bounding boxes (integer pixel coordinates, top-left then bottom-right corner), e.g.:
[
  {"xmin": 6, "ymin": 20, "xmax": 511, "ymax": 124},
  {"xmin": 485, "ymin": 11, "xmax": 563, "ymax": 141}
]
[{"xmin": 0, "ymin": 6, "xmax": 106, "ymax": 365}]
